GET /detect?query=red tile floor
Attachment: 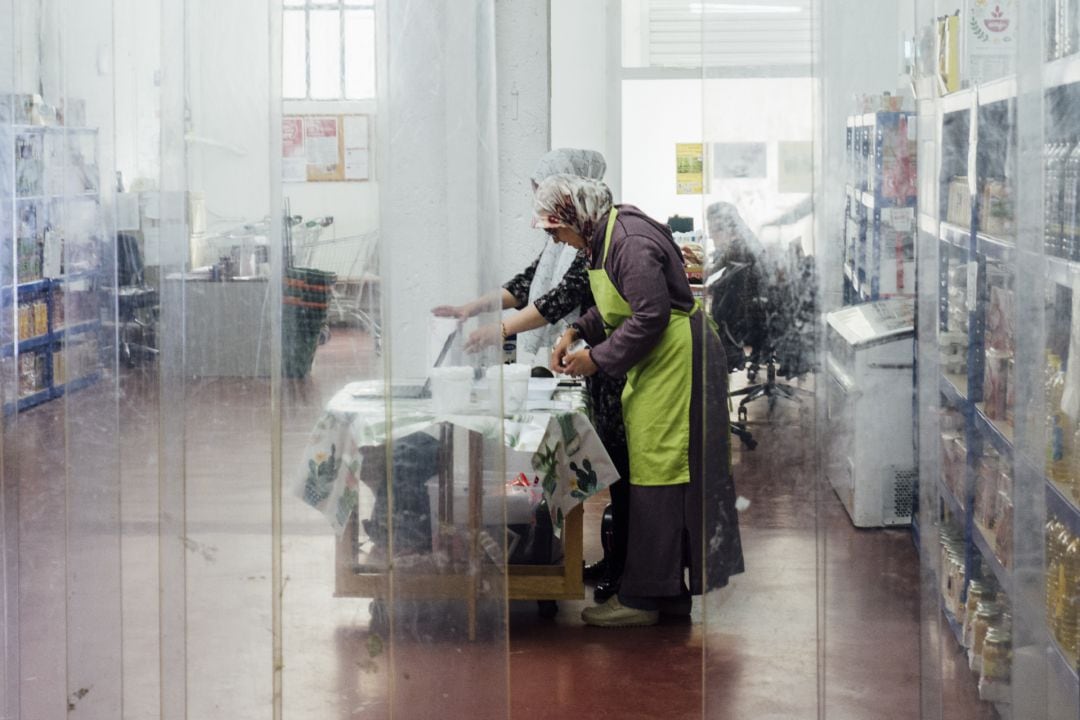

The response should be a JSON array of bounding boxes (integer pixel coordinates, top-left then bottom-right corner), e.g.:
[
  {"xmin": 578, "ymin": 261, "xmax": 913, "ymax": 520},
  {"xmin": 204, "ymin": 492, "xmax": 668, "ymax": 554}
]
[{"xmin": 7, "ymin": 327, "xmax": 999, "ymax": 719}]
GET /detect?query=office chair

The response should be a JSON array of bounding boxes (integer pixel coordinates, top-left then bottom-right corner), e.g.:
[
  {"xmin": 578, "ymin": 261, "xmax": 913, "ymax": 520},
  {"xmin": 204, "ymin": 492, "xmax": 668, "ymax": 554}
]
[
  {"xmin": 115, "ymin": 231, "xmax": 159, "ymax": 366},
  {"xmin": 722, "ymin": 242, "xmax": 816, "ymax": 422}
]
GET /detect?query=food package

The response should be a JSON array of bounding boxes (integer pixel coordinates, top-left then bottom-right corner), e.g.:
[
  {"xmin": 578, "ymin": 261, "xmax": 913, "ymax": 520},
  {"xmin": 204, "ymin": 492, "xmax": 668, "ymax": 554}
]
[
  {"xmin": 983, "ymin": 348, "xmax": 1010, "ymax": 420},
  {"xmin": 985, "ymin": 285, "xmax": 1015, "ymax": 353},
  {"xmin": 947, "ymin": 176, "xmax": 973, "ymax": 227},
  {"xmin": 980, "ymin": 178, "xmax": 1015, "ymax": 237}
]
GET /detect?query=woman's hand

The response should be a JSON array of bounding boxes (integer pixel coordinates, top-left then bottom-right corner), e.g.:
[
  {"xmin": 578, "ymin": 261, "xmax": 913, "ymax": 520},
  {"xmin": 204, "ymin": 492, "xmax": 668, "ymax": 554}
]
[
  {"xmin": 550, "ymin": 329, "xmax": 578, "ymax": 373},
  {"xmin": 561, "ymin": 349, "xmax": 599, "ymax": 378},
  {"xmin": 432, "ymin": 304, "xmax": 470, "ymax": 320},
  {"xmin": 464, "ymin": 323, "xmax": 502, "ymax": 353}
]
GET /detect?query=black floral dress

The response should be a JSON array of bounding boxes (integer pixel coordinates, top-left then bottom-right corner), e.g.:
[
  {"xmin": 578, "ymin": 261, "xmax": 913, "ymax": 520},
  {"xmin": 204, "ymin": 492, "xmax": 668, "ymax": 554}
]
[{"xmin": 503, "ymin": 252, "xmax": 629, "ymax": 477}]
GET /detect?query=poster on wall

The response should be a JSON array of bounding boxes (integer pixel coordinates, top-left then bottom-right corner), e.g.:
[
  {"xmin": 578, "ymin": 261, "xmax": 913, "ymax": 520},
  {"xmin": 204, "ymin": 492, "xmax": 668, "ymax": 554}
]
[
  {"xmin": 283, "ymin": 114, "xmax": 371, "ymax": 182},
  {"xmin": 778, "ymin": 141, "xmax": 813, "ymax": 193},
  {"xmin": 712, "ymin": 142, "xmax": 767, "ymax": 179},
  {"xmin": 676, "ymin": 143, "xmax": 705, "ymax": 195},
  {"xmin": 282, "ymin": 117, "xmax": 307, "ymax": 183},
  {"xmin": 343, "ymin": 115, "xmax": 370, "ymax": 181}
]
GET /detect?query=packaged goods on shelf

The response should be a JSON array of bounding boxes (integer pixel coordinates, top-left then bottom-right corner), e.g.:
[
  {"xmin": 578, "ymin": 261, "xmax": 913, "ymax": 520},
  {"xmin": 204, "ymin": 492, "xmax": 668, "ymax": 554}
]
[
  {"xmin": 947, "ymin": 176, "xmax": 972, "ymax": 227},
  {"xmin": 979, "ymin": 179, "xmax": 1014, "ymax": 238},
  {"xmin": 14, "ymin": 132, "xmax": 43, "ymax": 197},
  {"xmin": 983, "ymin": 348, "xmax": 1010, "ymax": 421},
  {"xmin": 947, "ymin": 261, "xmax": 970, "ymax": 335},
  {"xmin": 1046, "ymin": 516, "xmax": 1080, "ymax": 662},
  {"xmin": 940, "ymin": 331, "xmax": 968, "ymax": 375},
  {"xmin": 1063, "ymin": 143, "xmax": 1080, "ymax": 260},
  {"xmin": 880, "ymin": 116, "xmax": 917, "ymax": 201},
  {"xmin": 1045, "ymin": 141, "xmax": 1076, "ymax": 258},
  {"xmin": 986, "ymin": 285, "xmax": 1015, "ymax": 354},
  {"xmin": 937, "ymin": 13, "xmax": 961, "ymax": 93},
  {"xmin": 17, "ymin": 352, "xmax": 44, "ymax": 398},
  {"xmin": 1048, "ymin": 0, "xmax": 1080, "ymax": 60},
  {"xmin": 941, "ymin": 430, "xmax": 966, "ymax": 502},
  {"xmin": 941, "ymin": 524, "xmax": 967, "ymax": 619}
]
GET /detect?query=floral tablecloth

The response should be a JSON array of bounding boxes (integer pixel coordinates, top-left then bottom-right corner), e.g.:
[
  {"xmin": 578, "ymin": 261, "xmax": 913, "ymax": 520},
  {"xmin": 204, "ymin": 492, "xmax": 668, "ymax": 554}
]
[{"xmin": 297, "ymin": 384, "xmax": 617, "ymax": 539}]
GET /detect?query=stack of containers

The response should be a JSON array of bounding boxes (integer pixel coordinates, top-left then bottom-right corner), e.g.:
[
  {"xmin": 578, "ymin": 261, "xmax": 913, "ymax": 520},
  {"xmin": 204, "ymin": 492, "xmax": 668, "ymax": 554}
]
[{"xmin": 283, "ymin": 267, "xmax": 336, "ymax": 377}]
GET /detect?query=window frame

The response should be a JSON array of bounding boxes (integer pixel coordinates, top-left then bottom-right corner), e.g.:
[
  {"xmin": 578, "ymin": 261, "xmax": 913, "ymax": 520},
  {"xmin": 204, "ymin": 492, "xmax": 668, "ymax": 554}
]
[{"xmin": 284, "ymin": 0, "xmax": 376, "ymax": 102}]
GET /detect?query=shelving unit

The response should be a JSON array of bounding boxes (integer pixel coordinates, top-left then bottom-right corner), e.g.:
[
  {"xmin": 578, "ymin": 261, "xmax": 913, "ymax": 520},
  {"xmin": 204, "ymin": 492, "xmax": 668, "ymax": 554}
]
[
  {"xmin": 921, "ymin": 47, "xmax": 1080, "ymax": 715},
  {"xmin": 842, "ymin": 111, "xmax": 917, "ymax": 305},
  {"xmin": 2, "ymin": 122, "xmax": 105, "ymax": 413}
]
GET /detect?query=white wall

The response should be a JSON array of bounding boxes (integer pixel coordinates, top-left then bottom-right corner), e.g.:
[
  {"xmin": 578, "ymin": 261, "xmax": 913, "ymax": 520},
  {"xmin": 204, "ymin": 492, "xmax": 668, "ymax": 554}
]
[
  {"xmin": 621, "ymin": 77, "xmax": 813, "ymax": 234},
  {"xmin": 550, "ymin": 0, "xmax": 613, "ymax": 192},
  {"xmin": 495, "ymin": 0, "xmax": 550, "ymax": 281}
]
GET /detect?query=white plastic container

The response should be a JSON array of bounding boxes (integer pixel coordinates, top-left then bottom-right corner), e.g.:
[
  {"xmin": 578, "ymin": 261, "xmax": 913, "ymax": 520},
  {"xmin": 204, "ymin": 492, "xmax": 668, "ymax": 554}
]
[
  {"xmin": 485, "ymin": 363, "xmax": 532, "ymax": 415},
  {"xmin": 429, "ymin": 366, "xmax": 474, "ymax": 414}
]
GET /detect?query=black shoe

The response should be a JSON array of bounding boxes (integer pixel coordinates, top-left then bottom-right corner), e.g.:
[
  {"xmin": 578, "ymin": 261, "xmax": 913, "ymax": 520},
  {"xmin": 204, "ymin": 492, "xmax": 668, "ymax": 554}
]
[
  {"xmin": 583, "ymin": 558, "xmax": 608, "ymax": 583},
  {"xmin": 593, "ymin": 575, "xmax": 620, "ymax": 604}
]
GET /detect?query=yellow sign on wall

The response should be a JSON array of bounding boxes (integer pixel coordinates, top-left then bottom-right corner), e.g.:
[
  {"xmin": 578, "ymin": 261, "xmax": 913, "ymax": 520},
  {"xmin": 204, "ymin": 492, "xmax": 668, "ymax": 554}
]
[{"xmin": 676, "ymin": 143, "xmax": 705, "ymax": 195}]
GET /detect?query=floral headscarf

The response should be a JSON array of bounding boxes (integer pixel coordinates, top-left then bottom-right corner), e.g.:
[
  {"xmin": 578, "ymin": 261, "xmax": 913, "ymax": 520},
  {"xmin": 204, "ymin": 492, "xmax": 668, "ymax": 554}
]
[
  {"xmin": 532, "ymin": 174, "xmax": 614, "ymax": 241},
  {"xmin": 530, "ymin": 148, "xmax": 607, "ymax": 187}
]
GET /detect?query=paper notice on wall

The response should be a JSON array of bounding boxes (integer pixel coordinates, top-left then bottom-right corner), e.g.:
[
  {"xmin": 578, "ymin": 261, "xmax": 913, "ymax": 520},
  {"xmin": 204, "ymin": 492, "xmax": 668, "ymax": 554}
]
[
  {"xmin": 282, "ymin": 117, "xmax": 306, "ymax": 183},
  {"xmin": 343, "ymin": 115, "xmax": 370, "ymax": 180},
  {"xmin": 305, "ymin": 117, "xmax": 341, "ymax": 180},
  {"xmin": 676, "ymin": 143, "xmax": 704, "ymax": 195}
]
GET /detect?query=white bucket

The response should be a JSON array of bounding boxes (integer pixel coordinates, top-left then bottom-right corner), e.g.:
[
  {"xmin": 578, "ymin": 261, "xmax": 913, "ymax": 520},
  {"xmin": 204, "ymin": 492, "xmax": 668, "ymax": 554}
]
[{"xmin": 429, "ymin": 366, "xmax": 473, "ymax": 414}]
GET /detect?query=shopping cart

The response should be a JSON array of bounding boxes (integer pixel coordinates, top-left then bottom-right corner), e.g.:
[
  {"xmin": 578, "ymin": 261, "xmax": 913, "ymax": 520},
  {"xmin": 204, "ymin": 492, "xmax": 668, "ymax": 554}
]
[{"xmin": 288, "ymin": 224, "xmax": 381, "ymax": 352}]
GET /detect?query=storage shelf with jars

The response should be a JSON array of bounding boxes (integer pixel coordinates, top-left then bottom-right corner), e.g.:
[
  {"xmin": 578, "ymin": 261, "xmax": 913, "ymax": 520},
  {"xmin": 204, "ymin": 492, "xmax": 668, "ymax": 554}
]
[
  {"xmin": 1, "ymin": 119, "xmax": 105, "ymax": 413},
  {"xmin": 842, "ymin": 111, "xmax": 917, "ymax": 306}
]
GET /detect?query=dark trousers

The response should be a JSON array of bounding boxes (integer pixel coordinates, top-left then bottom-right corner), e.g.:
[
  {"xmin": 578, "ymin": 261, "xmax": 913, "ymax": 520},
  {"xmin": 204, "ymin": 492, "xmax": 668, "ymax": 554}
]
[{"xmin": 606, "ymin": 441, "xmax": 631, "ymax": 575}]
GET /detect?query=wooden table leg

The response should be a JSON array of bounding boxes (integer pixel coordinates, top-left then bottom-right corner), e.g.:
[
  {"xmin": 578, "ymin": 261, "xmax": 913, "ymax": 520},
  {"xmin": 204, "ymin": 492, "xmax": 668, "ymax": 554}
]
[{"xmin": 467, "ymin": 429, "xmax": 483, "ymax": 642}]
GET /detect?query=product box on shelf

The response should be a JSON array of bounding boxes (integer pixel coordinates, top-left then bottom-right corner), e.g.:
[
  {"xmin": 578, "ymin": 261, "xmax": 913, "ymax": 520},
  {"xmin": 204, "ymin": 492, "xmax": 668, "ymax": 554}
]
[
  {"xmin": 947, "ymin": 177, "xmax": 973, "ymax": 227},
  {"xmin": 937, "ymin": 13, "xmax": 962, "ymax": 93},
  {"xmin": 980, "ymin": 178, "xmax": 1014, "ymax": 238},
  {"xmin": 983, "ymin": 348, "xmax": 1011, "ymax": 421}
]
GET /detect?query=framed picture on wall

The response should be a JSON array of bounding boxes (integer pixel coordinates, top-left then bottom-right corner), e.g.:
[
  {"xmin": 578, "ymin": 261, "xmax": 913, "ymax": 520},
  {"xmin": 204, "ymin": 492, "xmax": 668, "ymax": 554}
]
[
  {"xmin": 711, "ymin": 142, "xmax": 767, "ymax": 179},
  {"xmin": 778, "ymin": 141, "xmax": 813, "ymax": 193}
]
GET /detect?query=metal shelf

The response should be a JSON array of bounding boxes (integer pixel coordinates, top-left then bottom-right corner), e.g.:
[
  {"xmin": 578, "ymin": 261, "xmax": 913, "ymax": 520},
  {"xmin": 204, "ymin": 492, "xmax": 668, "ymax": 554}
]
[
  {"xmin": 940, "ymin": 372, "xmax": 969, "ymax": 409},
  {"xmin": 1050, "ymin": 637, "xmax": 1079, "ymax": 690},
  {"xmin": 974, "ymin": 231, "xmax": 1016, "ymax": 261},
  {"xmin": 943, "ymin": 606, "xmax": 965, "ymax": 648},
  {"xmin": 972, "ymin": 521, "xmax": 1012, "ymax": 597},
  {"xmin": 1047, "ymin": 479, "xmax": 1080, "ymax": 539},
  {"xmin": 918, "ymin": 212, "xmax": 939, "ymax": 237},
  {"xmin": 973, "ymin": 403, "xmax": 1014, "ymax": 458},
  {"xmin": 12, "ymin": 124, "xmax": 97, "ymax": 134},
  {"xmin": 1046, "ymin": 254, "xmax": 1080, "ymax": 287},
  {"xmin": 942, "ymin": 88, "xmax": 975, "ymax": 115},
  {"xmin": 978, "ymin": 76, "xmax": 1018, "ymax": 107},
  {"xmin": 15, "ymin": 191, "xmax": 99, "ymax": 202},
  {"xmin": 939, "ymin": 477, "xmax": 965, "ymax": 520},
  {"xmin": 55, "ymin": 320, "xmax": 99, "ymax": 340},
  {"xmin": 1045, "ymin": 54, "xmax": 1080, "ymax": 90},
  {"xmin": 939, "ymin": 222, "xmax": 971, "ymax": 251},
  {"xmin": 12, "ymin": 388, "xmax": 52, "ymax": 413},
  {"xmin": 53, "ymin": 372, "xmax": 101, "ymax": 398}
]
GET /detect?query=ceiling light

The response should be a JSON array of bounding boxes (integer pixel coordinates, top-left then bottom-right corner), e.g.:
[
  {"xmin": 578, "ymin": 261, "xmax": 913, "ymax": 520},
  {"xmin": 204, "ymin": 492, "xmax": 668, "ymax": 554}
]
[{"xmin": 689, "ymin": 3, "xmax": 802, "ymax": 13}]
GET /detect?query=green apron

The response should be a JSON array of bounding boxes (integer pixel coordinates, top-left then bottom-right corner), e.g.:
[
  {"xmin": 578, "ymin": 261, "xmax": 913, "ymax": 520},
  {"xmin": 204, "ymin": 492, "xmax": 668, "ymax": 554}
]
[{"xmin": 588, "ymin": 207, "xmax": 695, "ymax": 487}]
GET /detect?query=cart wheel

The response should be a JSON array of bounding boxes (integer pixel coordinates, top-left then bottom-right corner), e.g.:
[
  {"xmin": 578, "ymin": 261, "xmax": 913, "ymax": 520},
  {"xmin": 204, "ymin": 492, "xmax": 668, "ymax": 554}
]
[{"xmin": 537, "ymin": 600, "xmax": 558, "ymax": 619}]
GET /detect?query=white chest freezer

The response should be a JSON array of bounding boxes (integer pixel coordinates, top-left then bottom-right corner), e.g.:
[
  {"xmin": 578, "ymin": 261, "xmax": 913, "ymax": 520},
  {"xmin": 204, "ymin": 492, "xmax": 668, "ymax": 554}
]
[{"xmin": 824, "ymin": 297, "xmax": 917, "ymax": 527}]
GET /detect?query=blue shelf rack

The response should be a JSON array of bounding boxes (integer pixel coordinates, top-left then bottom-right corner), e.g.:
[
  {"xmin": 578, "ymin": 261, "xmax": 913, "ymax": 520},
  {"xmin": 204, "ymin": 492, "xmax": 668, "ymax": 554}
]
[
  {"xmin": 0, "ymin": 277, "xmax": 102, "ymax": 414},
  {"xmin": 843, "ymin": 111, "xmax": 918, "ymax": 306}
]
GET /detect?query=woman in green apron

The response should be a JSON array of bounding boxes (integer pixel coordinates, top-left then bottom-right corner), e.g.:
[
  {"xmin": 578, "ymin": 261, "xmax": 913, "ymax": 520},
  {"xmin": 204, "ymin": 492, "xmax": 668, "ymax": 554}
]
[{"xmin": 534, "ymin": 174, "xmax": 745, "ymax": 627}]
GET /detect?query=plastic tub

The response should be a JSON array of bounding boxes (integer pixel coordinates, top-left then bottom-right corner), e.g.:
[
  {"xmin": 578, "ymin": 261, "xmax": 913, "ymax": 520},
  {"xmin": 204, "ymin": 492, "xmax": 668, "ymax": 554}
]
[
  {"xmin": 429, "ymin": 366, "xmax": 474, "ymax": 414},
  {"xmin": 485, "ymin": 363, "xmax": 532, "ymax": 415}
]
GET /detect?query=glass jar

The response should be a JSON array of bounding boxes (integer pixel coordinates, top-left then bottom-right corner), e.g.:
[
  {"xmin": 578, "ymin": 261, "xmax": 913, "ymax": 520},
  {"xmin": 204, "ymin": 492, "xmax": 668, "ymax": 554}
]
[
  {"xmin": 972, "ymin": 601, "xmax": 1002, "ymax": 665},
  {"xmin": 981, "ymin": 627, "xmax": 1012, "ymax": 682}
]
